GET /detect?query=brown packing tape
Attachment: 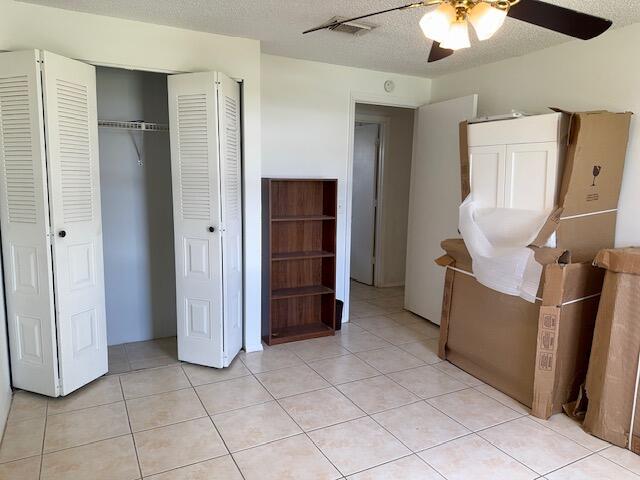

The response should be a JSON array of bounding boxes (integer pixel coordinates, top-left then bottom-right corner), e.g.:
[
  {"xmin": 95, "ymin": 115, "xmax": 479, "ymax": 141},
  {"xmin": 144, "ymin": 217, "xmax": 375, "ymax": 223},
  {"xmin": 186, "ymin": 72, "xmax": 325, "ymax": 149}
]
[
  {"xmin": 459, "ymin": 121, "xmax": 470, "ymax": 201},
  {"xmin": 532, "ymin": 306, "xmax": 561, "ymax": 418}
]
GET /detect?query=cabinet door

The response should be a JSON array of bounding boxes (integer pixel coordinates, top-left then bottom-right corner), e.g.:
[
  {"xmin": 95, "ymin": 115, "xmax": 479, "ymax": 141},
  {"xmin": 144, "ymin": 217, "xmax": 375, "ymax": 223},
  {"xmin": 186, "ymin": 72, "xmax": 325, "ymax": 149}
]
[
  {"xmin": 468, "ymin": 145, "xmax": 506, "ymax": 208},
  {"xmin": 505, "ymin": 142, "xmax": 558, "ymax": 211},
  {"xmin": 168, "ymin": 72, "xmax": 225, "ymax": 368},
  {"xmin": 0, "ymin": 50, "xmax": 59, "ymax": 396},
  {"xmin": 216, "ymin": 72, "xmax": 243, "ymax": 367},
  {"xmin": 41, "ymin": 51, "xmax": 108, "ymax": 395}
]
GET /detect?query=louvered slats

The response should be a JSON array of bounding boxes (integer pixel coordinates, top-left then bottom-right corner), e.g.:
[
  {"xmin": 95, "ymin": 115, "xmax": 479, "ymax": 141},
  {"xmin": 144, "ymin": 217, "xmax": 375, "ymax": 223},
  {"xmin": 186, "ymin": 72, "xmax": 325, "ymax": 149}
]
[
  {"xmin": 57, "ymin": 79, "xmax": 93, "ymax": 223},
  {"xmin": 223, "ymin": 95, "xmax": 240, "ymax": 218},
  {"xmin": 178, "ymin": 94, "xmax": 210, "ymax": 221},
  {"xmin": 0, "ymin": 76, "xmax": 37, "ymax": 224}
]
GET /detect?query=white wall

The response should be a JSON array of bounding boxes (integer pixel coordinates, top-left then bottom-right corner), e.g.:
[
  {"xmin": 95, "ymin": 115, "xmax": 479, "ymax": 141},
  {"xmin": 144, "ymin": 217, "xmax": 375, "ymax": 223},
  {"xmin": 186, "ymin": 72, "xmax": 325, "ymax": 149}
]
[
  {"xmin": 0, "ymin": 0, "xmax": 263, "ymax": 352},
  {"xmin": 97, "ymin": 67, "xmax": 176, "ymax": 345},
  {"xmin": 355, "ymin": 104, "xmax": 415, "ymax": 287},
  {"xmin": 430, "ymin": 22, "xmax": 640, "ymax": 248},
  {"xmin": 261, "ymin": 54, "xmax": 430, "ymax": 314}
]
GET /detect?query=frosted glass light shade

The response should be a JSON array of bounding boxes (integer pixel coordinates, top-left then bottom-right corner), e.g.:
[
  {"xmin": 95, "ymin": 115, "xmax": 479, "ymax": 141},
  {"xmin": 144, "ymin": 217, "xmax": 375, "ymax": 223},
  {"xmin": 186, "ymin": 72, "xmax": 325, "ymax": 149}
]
[
  {"xmin": 441, "ymin": 20, "xmax": 471, "ymax": 50},
  {"xmin": 469, "ymin": 2, "xmax": 507, "ymax": 40},
  {"xmin": 419, "ymin": 3, "xmax": 456, "ymax": 42}
]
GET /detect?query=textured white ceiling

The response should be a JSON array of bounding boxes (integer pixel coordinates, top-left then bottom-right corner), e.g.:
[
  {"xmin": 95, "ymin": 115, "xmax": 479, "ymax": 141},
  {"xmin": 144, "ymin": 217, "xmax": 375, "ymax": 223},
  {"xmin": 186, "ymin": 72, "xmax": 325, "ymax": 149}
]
[{"xmin": 20, "ymin": 0, "xmax": 640, "ymax": 77}]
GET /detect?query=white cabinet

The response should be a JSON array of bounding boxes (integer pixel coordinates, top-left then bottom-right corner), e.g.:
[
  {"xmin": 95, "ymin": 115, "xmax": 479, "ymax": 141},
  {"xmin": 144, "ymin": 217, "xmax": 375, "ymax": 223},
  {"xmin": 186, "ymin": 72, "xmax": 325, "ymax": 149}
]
[
  {"xmin": 468, "ymin": 145, "xmax": 506, "ymax": 209},
  {"xmin": 467, "ymin": 113, "xmax": 569, "ymax": 212}
]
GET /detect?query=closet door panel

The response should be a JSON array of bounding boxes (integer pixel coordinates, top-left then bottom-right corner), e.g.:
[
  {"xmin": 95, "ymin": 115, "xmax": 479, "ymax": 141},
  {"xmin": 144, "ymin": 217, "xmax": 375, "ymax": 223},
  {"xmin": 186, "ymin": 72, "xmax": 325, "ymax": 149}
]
[
  {"xmin": 41, "ymin": 51, "xmax": 107, "ymax": 395},
  {"xmin": 216, "ymin": 73, "xmax": 243, "ymax": 366},
  {"xmin": 168, "ymin": 72, "xmax": 224, "ymax": 368},
  {"xmin": 0, "ymin": 50, "xmax": 59, "ymax": 396}
]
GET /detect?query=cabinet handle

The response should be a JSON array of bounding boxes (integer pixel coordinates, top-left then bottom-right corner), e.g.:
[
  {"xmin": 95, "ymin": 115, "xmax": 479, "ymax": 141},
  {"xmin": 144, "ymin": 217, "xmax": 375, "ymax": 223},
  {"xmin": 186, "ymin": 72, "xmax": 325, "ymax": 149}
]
[
  {"xmin": 208, "ymin": 226, "xmax": 215, "ymax": 233},
  {"xmin": 58, "ymin": 230, "xmax": 67, "ymax": 238}
]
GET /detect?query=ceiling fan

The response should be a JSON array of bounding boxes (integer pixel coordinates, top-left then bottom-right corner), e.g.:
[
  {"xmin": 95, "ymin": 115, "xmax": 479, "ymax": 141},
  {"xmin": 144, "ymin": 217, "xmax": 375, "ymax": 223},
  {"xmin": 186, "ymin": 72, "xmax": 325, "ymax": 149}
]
[{"xmin": 303, "ymin": 0, "xmax": 613, "ymax": 63}]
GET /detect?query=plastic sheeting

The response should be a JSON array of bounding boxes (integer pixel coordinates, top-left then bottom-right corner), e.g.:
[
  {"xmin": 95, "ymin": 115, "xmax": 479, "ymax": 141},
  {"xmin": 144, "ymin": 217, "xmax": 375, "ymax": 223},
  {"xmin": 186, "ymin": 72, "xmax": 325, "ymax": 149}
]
[{"xmin": 459, "ymin": 195, "xmax": 551, "ymax": 302}]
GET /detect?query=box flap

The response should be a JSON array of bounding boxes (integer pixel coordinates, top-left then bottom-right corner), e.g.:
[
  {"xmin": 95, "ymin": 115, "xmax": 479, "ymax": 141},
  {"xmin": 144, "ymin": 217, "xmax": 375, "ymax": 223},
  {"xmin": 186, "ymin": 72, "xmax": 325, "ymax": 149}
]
[
  {"xmin": 594, "ymin": 248, "xmax": 640, "ymax": 275},
  {"xmin": 557, "ymin": 111, "xmax": 632, "ymax": 217}
]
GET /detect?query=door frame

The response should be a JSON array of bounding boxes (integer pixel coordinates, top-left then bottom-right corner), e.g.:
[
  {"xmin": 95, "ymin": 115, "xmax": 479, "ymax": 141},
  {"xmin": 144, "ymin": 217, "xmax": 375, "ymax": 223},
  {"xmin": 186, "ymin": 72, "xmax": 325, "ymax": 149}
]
[
  {"xmin": 344, "ymin": 93, "xmax": 422, "ymax": 322},
  {"xmin": 353, "ymin": 113, "xmax": 388, "ymax": 288},
  {"xmin": 74, "ymin": 59, "xmax": 251, "ymax": 350}
]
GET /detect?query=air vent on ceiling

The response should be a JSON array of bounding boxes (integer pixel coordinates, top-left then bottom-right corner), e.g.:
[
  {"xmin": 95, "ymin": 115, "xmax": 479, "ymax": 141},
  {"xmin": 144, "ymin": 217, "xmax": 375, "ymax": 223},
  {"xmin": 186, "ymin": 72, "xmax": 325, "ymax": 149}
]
[{"xmin": 324, "ymin": 16, "xmax": 376, "ymax": 36}]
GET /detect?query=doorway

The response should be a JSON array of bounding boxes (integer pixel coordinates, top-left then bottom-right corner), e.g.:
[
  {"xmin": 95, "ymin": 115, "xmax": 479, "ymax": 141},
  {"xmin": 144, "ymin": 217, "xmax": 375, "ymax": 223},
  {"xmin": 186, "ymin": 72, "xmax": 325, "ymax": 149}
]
[
  {"xmin": 96, "ymin": 66, "xmax": 178, "ymax": 373},
  {"xmin": 349, "ymin": 103, "xmax": 415, "ymax": 296}
]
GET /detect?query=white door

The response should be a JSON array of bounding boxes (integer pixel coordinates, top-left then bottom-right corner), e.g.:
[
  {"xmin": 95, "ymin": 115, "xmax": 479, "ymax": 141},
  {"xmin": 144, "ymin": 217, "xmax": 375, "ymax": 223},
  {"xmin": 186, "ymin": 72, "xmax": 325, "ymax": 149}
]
[
  {"xmin": 216, "ymin": 73, "xmax": 243, "ymax": 367},
  {"xmin": 405, "ymin": 95, "xmax": 478, "ymax": 324},
  {"xmin": 350, "ymin": 123, "xmax": 379, "ymax": 285},
  {"xmin": 169, "ymin": 72, "xmax": 225, "ymax": 368},
  {"xmin": 505, "ymin": 142, "xmax": 558, "ymax": 211},
  {"xmin": 469, "ymin": 145, "xmax": 506, "ymax": 209},
  {"xmin": 41, "ymin": 51, "xmax": 108, "ymax": 395},
  {"xmin": 0, "ymin": 50, "xmax": 59, "ymax": 396}
]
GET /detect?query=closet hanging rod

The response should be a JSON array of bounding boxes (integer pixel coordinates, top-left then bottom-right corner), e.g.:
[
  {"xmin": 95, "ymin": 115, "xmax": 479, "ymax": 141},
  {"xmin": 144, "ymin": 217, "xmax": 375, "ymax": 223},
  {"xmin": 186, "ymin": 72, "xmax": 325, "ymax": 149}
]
[{"xmin": 98, "ymin": 120, "xmax": 169, "ymax": 132}]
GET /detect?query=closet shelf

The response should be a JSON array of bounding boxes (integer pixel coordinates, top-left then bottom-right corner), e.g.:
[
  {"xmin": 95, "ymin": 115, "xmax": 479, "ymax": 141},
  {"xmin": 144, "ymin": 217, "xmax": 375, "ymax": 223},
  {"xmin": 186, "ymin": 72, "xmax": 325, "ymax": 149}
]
[
  {"xmin": 98, "ymin": 120, "xmax": 169, "ymax": 132},
  {"xmin": 271, "ymin": 215, "xmax": 335, "ymax": 222},
  {"xmin": 272, "ymin": 251, "xmax": 335, "ymax": 261},
  {"xmin": 271, "ymin": 285, "xmax": 334, "ymax": 300}
]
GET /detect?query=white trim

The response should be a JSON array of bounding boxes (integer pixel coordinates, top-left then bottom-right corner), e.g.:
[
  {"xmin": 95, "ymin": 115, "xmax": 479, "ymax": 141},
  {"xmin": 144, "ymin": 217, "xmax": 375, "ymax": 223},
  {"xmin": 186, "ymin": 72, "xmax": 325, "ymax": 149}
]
[
  {"xmin": 344, "ymin": 93, "xmax": 420, "ymax": 322},
  {"xmin": 560, "ymin": 209, "xmax": 618, "ymax": 221},
  {"xmin": 354, "ymin": 113, "xmax": 390, "ymax": 288}
]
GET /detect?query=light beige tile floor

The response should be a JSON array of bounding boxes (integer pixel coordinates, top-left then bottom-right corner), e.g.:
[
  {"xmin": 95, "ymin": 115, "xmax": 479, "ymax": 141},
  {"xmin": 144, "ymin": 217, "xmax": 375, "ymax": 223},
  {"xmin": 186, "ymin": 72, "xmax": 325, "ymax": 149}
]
[{"xmin": 0, "ymin": 282, "xmax": 635, "ymax": 479}]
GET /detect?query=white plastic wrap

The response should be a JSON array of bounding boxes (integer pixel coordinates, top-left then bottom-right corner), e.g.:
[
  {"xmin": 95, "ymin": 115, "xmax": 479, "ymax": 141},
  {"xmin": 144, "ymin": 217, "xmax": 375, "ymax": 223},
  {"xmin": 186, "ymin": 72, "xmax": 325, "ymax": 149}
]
[{"xmin": 459, "ymin": 195, "xmax": 551, "ymax": 302}]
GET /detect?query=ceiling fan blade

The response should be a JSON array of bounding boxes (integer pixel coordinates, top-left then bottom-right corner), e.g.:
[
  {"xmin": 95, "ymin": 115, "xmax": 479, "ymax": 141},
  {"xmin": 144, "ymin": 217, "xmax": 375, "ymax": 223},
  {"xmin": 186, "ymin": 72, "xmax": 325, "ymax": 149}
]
[
  {"xmin": 303, "ymin": 1, "xmax": 426, "ymax": 34},
  {"xmin": 428, "ymin": 42, "xmax": 454, "ymax": 62},
  {"xmin": 507, "ymin": 0, "xmax": 612, "ymax": 40}
]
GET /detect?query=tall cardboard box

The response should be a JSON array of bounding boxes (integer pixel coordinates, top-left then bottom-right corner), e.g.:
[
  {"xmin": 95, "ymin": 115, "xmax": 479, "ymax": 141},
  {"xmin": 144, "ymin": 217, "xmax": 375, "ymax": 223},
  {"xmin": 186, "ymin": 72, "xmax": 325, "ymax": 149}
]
[
  {"xmin": 584, "ymin": 248, "xmax": 640, "ymax": 451},
  {"xmin": 437, "ymin": 239, "xmax": 604, "ymax": 418}
]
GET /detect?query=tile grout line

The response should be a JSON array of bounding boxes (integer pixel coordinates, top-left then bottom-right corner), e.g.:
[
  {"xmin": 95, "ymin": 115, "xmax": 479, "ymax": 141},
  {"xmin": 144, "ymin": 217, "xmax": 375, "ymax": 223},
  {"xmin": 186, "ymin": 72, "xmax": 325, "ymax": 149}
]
[
  {"xmin": 119, "ymin": 375, "xmax": 144, "ymax": 480},
  {"xmin": 183, "ymin": 364, "xmax": 248, "ymax": 480},
  {"xmin": 37, "ymin": 393, "xmax": 48, "ymax": 480},
  {"xmin": 238, "ymin": 353, "xmax": 347, "ymax": 477}
]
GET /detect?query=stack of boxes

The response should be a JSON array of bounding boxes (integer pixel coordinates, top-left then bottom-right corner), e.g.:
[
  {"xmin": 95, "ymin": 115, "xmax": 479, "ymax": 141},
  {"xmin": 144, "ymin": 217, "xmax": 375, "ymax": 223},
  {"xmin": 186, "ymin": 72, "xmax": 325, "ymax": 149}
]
[{"xmin": 436, "ymin": 110, "xmax": 632, "ymax": 419}]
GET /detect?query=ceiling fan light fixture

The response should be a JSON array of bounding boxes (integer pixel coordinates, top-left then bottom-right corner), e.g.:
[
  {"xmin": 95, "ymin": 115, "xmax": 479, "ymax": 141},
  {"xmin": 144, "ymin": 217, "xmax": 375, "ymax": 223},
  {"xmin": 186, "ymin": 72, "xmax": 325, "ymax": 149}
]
[
  {"xmin": 419, "ymin": 2, "xmax": 456, "ymax": 42},
  {"xmin": 441, "ymin": 19, "xmax": 471, "ymax": 50},
  {"xmin": 468, "ymin": 2, "xmax": 508, "ymax": 41}
]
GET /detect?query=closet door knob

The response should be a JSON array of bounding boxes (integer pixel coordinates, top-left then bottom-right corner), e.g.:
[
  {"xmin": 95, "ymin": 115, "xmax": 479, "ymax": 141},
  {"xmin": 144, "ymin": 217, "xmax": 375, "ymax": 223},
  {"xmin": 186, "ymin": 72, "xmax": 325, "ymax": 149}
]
[
  {"xmin": 208, "ymin": 226, "xmax": 215, "ymax": 233},
  {"xmin": 58, "ymin": 230, "xmax": 67, "ymax": 238}
]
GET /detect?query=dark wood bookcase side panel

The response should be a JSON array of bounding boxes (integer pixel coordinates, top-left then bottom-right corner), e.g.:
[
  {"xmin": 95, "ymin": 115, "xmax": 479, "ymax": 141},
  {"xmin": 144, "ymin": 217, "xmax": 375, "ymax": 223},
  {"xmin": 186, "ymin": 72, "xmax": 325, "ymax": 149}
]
[{"xmin": 262, "ymin": 178, "xmax": 337, "ymax": 345}]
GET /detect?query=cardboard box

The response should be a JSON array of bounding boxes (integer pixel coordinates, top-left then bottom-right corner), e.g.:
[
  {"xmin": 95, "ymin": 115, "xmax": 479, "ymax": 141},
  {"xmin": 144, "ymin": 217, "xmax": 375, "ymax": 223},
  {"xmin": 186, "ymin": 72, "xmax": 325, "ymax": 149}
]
[
  {"xmin": 460, "ymin": 110, "xmax": 632, "ymax": 263},
  {"xmin": 583, "ymin": 248, "xmax": 640, "ymax": 451},
  {"xmin": 437, "ymin": 239, "xmax": 604, "ymax": 418}
]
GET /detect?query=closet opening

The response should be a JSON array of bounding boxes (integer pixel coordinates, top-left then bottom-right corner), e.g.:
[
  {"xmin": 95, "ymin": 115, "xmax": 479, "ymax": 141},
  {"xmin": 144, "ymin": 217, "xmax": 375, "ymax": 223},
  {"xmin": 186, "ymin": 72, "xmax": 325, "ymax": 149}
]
[{"xmin": 96, "ymin": 66, "xmax": 177, "ymax": 372}]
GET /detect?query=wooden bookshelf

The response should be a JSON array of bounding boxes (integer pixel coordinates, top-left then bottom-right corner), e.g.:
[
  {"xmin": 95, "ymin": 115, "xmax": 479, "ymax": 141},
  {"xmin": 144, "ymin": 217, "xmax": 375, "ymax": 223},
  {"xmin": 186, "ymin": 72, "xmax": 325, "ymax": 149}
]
[{"xmin": 262, "ymin": 178, "xmax": 337, "ymax": 346}]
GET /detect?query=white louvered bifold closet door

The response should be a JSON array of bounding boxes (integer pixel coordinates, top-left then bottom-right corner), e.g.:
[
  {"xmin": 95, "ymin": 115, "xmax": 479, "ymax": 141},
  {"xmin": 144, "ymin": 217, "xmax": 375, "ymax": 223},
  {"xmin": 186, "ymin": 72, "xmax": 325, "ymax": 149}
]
[
  {"xmin": 216, "ymin": 73, "xmax": 243, "ymax": 366},
  {"xmin": 41, "ymin": 51, "xmax": 107, "ymax": 395},
  {"xmin": 0, "ymin": 50, "xmax": 60, "ymax": 396},
  {"xmin": 168, "ymin": 72, "xmax": 225, "ymax": 368}
]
